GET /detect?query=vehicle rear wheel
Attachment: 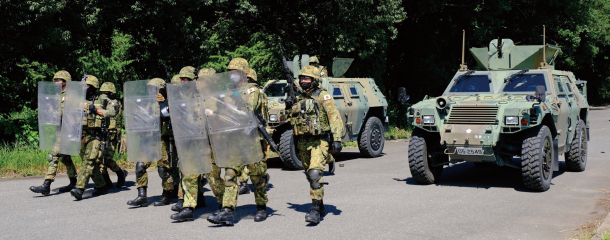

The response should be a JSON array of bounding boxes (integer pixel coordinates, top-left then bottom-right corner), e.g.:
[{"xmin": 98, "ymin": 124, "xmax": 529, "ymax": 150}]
[
  {"xmin": 279, "ymin": 128, "xmax": 303, "ymax": 170},
  {"xmin": 565, "ymin": 119, "xmax": 587, "ymax": 172},
  {"xmin": 408, "ymin": 129, "xmax": 443, "ymax": 184},
  {"xmin": 358, "ymin": 116, "xmax": 385, "ymax": 158},
  {"xmin": 521, "ymin": 125, "xmax": 554, "ymax": 192}
]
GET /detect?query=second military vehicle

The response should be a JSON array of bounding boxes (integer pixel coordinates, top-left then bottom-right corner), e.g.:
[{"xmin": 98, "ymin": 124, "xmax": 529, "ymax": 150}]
[
  {"xmin": 400, "ymin": 32, "xmax": 590, "ymax": 191},
  {"xmin": 265, "ymin": 55, "xmax": 389, "ymax": 169}
]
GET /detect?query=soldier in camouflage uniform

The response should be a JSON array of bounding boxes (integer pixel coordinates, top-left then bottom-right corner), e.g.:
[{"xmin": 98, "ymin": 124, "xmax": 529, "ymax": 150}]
[
  {"xmin": 287, "ymin": 65, "xmax": 343, "ymax": 224},
  {"xmin": 30, "ymin": 70, "xmax": 79, "ymax": 196},
  {"xmin": 127, "ymin": 78, "xmax": 180, "ymax": 207},
  {"xmin": 309, "ymin": 56, "xmax": 329, "ymax": 78},
  {"xmin": 70, "ymin": 76, "xmax": 127, "ymax": 200},
  {"xmin": 171, "ymin": 67, "xmax": 222, "ymax": 222},
  {"xmin": 207, "ymin": 59, "xmax": 270, "ymax": 226}
]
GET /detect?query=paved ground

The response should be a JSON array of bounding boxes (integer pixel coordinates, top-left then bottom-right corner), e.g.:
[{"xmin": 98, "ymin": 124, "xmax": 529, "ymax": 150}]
[{"xmin": 3, "ymin": 108, "xmax": 610, "ymax": 240}]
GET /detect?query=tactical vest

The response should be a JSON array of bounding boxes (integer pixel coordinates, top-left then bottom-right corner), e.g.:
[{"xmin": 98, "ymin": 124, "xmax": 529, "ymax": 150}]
[
  {"xmin": 289, "ymin": 88, "xmax": 331, "ymax": 136},
  {"xmin": 246, "ymin": 82, "xmax": 269, "ymax": 120},
  {"xmin": 83, "ymin": 95, "xmax": 119, "ymax": 130}
]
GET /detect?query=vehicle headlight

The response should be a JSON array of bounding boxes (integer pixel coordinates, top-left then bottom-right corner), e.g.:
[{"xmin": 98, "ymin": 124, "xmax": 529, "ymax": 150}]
[
  {"xmin": 505, "ymin": 116, "xmax": 519, "ymax": 125},
  {"xmin": 423, "ymin": 115, "xmax": 435, "ymax": 124},
  {"xmin": 269, "ymin": 114, "xmax": 278, "ymax": 122}
]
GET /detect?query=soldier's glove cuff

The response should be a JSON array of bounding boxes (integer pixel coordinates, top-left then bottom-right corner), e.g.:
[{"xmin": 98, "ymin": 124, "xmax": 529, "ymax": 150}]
[
  {"xmin": 88, "ymin": 103, "xmax": 98, "ymax": 114},
  {"xmin": 332, "ymin": 141, "xmax": 342, "ymax": 153},
  {"xmin": 156, "ymin": 93, "xmax": 165, "ymax": 103},
  {"xmin": 284, "ymin": 97, "xmax": 294, "ymax": 110}
]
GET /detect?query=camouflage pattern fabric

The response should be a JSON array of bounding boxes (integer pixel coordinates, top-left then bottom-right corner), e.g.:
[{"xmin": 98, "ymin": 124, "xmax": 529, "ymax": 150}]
[
  {"xmin": 299, "ymin": 65, "xmax": 321, "ymax": 79},
  {"xmin": 296, "ymin": 136, "xmax": 329, "ymax": 200},
  {"xmin": 135, "ymin": 136, "xmax": 179, "ymax": 191},
  {"xmin": 318, "ymin": 66, "xmax": 329, "ymax": 78},
  {"xmin": 171, "ymin": 75, "xmax": 181, "ymax": 84},
  {"xmin": 85, "ymin": 75, "xmax": 99, "ymax": 88},
  {"xmin": 206, "ymin": 163, "xmax": 224, "ymax": 204},
  {"xmin": 53, "ymin": 70, "xmax": 72, "ymax": 82},
  {"xmin": 198, "ymin": 68, "xmax": 216, "ymax": 78},
  {"xmin": 178, "ymin": 66, "xmax": 196, "ymax": 79},
  {"xmin": 181, "ymin": 174, "xmax": 205, "ymax": 208},
  {"xmin": 238, "ymin": 167, "xmax": 249, "ymax": 183},
  {"xmin": 100, "ymin": 82, "xmax": 116, "ymax": 93},
  {"xmin": 227, "ymin": 58, "xmax": 249, "ymax": 71},
  {"xmin": 290, "ymin": 88, "xmax": 344, "ymax": 141}
]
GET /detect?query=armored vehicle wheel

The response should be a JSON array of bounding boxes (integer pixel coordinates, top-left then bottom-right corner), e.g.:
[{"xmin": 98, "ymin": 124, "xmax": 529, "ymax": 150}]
[
  {"xmin": 279, "ymin": 129, "xmax": 303, "ymax": 170},
  {"xmin": 521, "ymin": 125, "xmax": 554, "ymax": 192},
  {"xmin": 565, "ymin": 120, "xmax": 587, "ymax": 172},
  {"xmin": 358, "ymin": 116, "xmax": 385, "ymax": 158},
  {"xmin": 408, "ymin": 129, "xmax": 443, "ymax": 184}
]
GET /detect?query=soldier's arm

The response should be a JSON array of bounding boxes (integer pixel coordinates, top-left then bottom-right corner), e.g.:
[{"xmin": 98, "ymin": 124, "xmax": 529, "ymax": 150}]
[
  {"xmin": 320, "ymin": 91, "xmax": 344, "ymax": 142},
  {"xmin": 98, "ymin": 100, "xmax": 118, "ymax": 117}
]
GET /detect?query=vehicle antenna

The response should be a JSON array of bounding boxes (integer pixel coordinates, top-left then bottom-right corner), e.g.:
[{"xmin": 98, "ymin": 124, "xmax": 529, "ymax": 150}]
[
  {"xmin": 540, "ymin": 25, "xmax": 548, "ymax": 69},
  {"xmin": 459, "ymin": 30, "xmax": 468, "ymax": 71}
]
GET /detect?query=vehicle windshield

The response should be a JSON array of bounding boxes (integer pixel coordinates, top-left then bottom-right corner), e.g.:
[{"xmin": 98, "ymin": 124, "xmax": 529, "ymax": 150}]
[
  {"xmin": 449, "ymin": 75, "xmax": 491, "ymax": 93},
  {"xmin": 265, "ymin": 83, "xmax": 287, "ymax": 97},
  {"xmin": 502, "ymin": 74, "xmax": 547, "ymax": 92}
]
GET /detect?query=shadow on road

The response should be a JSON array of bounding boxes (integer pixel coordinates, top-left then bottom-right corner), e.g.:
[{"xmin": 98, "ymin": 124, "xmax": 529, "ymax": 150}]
[
  {"xmin": 394, "ymin": 160, "xmax": 567, "ymax": 192},
  {"xmin": 287, "ymin": 202, "xmax": 342, "ymax": 226},
  {"xmin": 267, "ymin": 151, "xmax": 383, "ymax": 171}
]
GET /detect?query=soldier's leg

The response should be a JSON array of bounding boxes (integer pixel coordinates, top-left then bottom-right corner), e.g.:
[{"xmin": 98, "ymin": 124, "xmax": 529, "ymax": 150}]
[
  {"xmin": 127, "ymin": 161, "xmax": 151, "ymax": 207},
  {"xmin": 237, "ymin": 166, "xmax": 251, "ymax": 195},
  {"xmin": 171, "ymin": 173, "xmax": 185, "ymax": 212},
  {"xmin": 181, "ymin": 174, "xmax": 199, "ymax": 209},
  {"xmin": 71, "ymin": 138, "xmax": 102, "ymax": 200},
  {"xmin": 56, "ymin": 154, "xmax": 78, "ymax": 192},
  {"xmin": 102, "ymin": 149, "xmax": 127, "ymax": 188},
  {"xmin": 154, "ymin": 156, "xmax": 174, "ymax": 206},
  {"xmin": 304, "ymin": 138, "xmax": 329, "ymax": 224},
  {"xmin": 221, "ymin": 166, "xmax": 243, "ymax": 210},
  {"xmin": 206, "ymin": 162, "xmax": 224, "ymax": 204},
  {"xmin": 30, "ymin": 152, "xmax": 60, "ymax": 195},
  {"xmin": 249, "ymin": 160, "xmax": 268, "ymax": 222}
]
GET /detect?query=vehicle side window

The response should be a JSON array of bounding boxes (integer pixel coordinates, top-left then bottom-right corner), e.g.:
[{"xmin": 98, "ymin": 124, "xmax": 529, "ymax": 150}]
[
  {"xmin": 349, "ymin": 87, "xmax": 359, "ymax": 98},
  {"xmin": 560, "ymin": 76, "xmax": 573, "ymax": 94},
  {"xmin": 555, "ymin": 81, "xmax": 565, "ymax": 94},
  {"xmin": 332, "ymin": 87, "xmax": 343, "ymax": 97}
]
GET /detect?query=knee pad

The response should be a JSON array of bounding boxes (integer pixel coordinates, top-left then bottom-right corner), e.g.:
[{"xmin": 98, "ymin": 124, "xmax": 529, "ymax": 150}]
[
  {"xmin": 224, "ymin": 168, "xmax": 237, "ymax": 187},
  {"xmin": 158, "ymin": 167, "xmax": 169, "ymax": 181},
  {"xmin": 306, "ymin": 169, "xmax": 323, "ymax": 190},
  {"xmin": 136, "ymin": 162, "xmax": 146, "ymax": 179}
]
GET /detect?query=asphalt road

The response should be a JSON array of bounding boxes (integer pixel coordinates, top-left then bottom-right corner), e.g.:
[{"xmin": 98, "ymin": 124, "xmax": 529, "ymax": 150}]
[{"xmin": 3, "ymin": 107, "xmax": 610, "ymax": 240}]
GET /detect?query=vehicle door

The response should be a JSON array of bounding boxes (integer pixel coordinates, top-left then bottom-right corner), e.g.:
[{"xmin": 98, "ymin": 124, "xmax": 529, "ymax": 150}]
[
  {"xmin": 345, "ymin": 83, "xmax": 367, "ymax": 139},
  {"xmin": 560, "ymin": 76, "xmax": 579, "ymax": 144},
  {"xmin": 330, "ymin": 83, "xmax": 350, "ymax": 141},
  {"xmin": 552, "ymin": 75, "xmax": 570, "ymax": 151}
]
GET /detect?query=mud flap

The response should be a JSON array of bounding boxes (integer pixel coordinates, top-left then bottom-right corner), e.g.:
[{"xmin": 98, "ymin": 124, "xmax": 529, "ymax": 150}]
[
  {"xmin": 552, "ymin": 139, "xmax": 559, "ymax": 171},
  {"xmin": 586, "ymin": 128, "xmax": 590, "ymax": 141}
]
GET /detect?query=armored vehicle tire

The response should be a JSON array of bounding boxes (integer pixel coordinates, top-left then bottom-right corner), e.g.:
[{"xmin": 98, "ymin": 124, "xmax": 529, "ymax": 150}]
[
  {"xmin": 279, "ymin": 129, "xmax": 304, "ymax": 170},
  {"xmin": 521, "ymin": 125, "xmax": 554, "ymax": 192},
  {"xmin": 565, "ymin": 120, "xmax": 587, "ymax": 172},
  {"xmin": 358, "ymin": 116, "xmax": 385, "ymax": 158},
  {"xmin": 408, "ymin": 129, "xmax": 443, "ymax": 184}
]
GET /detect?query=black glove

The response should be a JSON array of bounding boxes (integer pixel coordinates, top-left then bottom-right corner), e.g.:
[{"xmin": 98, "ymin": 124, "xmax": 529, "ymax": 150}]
[
  {"xmin": 284, "ymin": 96, "xmax": 294, "ymax": 110},
  {"xmin": 88, "ymin": 103, "xmax": 98, "ymax": 114},
  {"xmin": 332, "ymin": 141, "xmax": 342, "ymax": 153}
]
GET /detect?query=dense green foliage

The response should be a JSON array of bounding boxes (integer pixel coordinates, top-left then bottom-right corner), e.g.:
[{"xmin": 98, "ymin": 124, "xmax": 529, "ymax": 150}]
[{"xmin": 1, "ymin": 0, "xmax": 610, "ymax": 142}]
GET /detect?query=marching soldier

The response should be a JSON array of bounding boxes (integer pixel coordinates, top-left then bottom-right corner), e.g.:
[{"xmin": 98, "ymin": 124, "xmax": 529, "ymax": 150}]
[{"xmin": 287, "ymin": 65, "xmax": 343, "ymax": 224}]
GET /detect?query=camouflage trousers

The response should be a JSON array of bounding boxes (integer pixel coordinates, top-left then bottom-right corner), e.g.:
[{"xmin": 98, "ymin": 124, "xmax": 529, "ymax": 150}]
[
  {"xmin": 75, "ymin": 135, "xmax": 120, "ymax": 189},
  {"xmin": 135, "ymin": 137, "xmax": 179, "ymax": 191},
  {"xmin": 180, "ymin": 163, "xmax": 225, "ymax": 208},
  {"xmin": 296, "ymin": 135, "xmax": 329, "ymax": 200},
  {"xmin": 222, "ymin": 141, "xmax": 269, "ymax": 209},
  {"xmin": 44, "ymin": 154, "xmax": 77, "ymax": 181}
]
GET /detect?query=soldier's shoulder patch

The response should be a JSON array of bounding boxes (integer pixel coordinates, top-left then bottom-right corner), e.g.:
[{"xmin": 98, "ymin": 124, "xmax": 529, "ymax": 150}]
[
  {"xmin": 248, "ymin": 88, "xmax": 255, "ymax": 94},
  {"xmin": 323, "ymin": 95, "xmax": 331, "ymax": 100},
  {"xmin": 320, "ymin": 71, "xmax": 325, "ymax": 76}
]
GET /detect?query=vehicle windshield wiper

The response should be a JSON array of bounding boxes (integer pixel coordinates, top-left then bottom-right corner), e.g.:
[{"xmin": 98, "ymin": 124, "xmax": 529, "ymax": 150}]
[
  {"xmin": 504, "ymin": 68, "xmax": 529, "ymax": 84},
  {"xmin": 455, "ymin": 70, "xmax": 475, "ymax": 83}
]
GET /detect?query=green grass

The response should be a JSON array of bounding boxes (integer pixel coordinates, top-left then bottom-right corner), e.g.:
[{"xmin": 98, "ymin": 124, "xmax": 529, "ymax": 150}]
[{"xmin": 385, "ymin": 126, "xmax": 411, "ymax": 140}]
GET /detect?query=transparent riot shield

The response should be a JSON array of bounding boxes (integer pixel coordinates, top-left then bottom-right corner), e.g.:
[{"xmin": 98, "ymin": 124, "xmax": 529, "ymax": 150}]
[
  {"xmin": 59, "ymin": 81, "xmax": 86, "ymax": 155},
  {"xmin": 124, "ymin": 80, "xmax": 162, "ymax": 162},
  {"xmin": 199, "ymin": 70, "xmax": 263, "ymax": 168},
  {"xmin": 166, "ymin": 81, "xmax": 212, "ymax": 175},
  {"xmin": 38, "ymin": 82, "xmax": 63, "ymax": 151}
]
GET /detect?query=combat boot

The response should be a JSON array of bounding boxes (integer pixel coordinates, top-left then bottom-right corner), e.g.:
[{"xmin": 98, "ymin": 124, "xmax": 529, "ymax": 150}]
[
  {"xmin": 207, "ymin": 207, "xmax": 234, "ymax": 226},
  {"xmin": 58, "ymin": 177, "xmax": 77, "ymax": 192},
  {"xmin": 92, "ymin": 184, "xmax": 108, "ymax": 196},
  {"xmin": 116, "ymin": 170, "xmax": 128, "ymax": 189},
  {"xmin": 29, "ymin": 179, "xmax": 52, "ymax": 196},
  {"xmin": 320, "ymin": 199, "xmax": 326, "ymax": 216},
  {"xmin": 153, "ymin": 190, "xmax": 172, "ymax": 206},
  {"xmin": 170, "ymin": 207, "xmax": 194, "ymax": 222},
  {"xmin": 238, "ymin": 181, "xmax": 250, "ymax": 195},
  {"xmin": 70, "ymin": 188, "xmax": 85, "ymax": 200},
  {"xmin": 103, "ymin": 172, "xmax": 113, "ymax": 189},
  {"xmin": 171, "ymin": 199, "xmax": 184, "ymax": 212},
  {"xmin": 196, "ymin": 190, "xmax": 206, "ymax": 208},
  {"xmin": 254, "ymin": 205, "xmax": 267, "ymax": 222},
  {"xmin": 305, "ymin": 199, "xmax": 323, "ymax": 224},
  {"xmin": 127, "ymin": 187, "xmax": 148, "ymax": 207}
]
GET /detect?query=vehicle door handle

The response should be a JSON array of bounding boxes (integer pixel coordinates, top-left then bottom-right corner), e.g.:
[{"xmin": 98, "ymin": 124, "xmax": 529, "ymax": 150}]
[{"xmin": 347, "ymin": 102, "xmax": 352, "ymax": 106}]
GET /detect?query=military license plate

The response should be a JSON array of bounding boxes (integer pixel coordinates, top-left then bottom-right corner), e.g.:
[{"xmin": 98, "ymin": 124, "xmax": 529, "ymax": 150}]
[{"xmin": 456, "ymin": 147, "xmax": 484, "ymax": 155}]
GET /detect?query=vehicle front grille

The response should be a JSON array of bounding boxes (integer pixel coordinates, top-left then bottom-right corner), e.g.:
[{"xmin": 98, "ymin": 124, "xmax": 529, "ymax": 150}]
[{"xmin": 447, "ymin": 106, "xmax": 499, "ymax": 124}]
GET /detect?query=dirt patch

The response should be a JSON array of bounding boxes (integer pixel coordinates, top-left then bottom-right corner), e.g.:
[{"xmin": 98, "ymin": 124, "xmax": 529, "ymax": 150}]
[{"xmin": 567, "ymin": 189, "xmax": 610, "ymax": 239}]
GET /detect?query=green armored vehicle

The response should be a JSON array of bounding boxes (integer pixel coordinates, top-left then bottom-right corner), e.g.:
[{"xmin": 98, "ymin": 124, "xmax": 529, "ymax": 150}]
[
  {"xmin": 265, "ymin": 55, "xmax": 389, "ymax": 169},
  {"xmin": 400, "ymin": 37, "xmax": 590, "ymax": 191}
]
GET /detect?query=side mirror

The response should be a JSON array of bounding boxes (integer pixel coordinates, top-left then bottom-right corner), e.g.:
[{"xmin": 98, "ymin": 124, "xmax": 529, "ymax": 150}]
[
  {"xmin": 535, "ymin": 85, "xmax": 546, "ymax": 102},
  {"xmin": 398, "ymin": 87, "xmax": 410, "ymax": 103}
]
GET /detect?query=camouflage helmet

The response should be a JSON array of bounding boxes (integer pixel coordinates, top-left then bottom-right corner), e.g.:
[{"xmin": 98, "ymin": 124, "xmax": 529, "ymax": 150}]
[
  {"xmin": 147, "ymin": 78, "xmax": 166, "ymax": 88},
  {"xmin": 309, "ymin": 56, "xmax": 320, "ymax": 64},
  {"xmin": 227, "ymin": 58, "xmax": 249, "ymax": 71},
  {"xmin": 85, "ymin": 75, "xmax": 100, "ymax": 88},
  {"xmin": 53, "ymin": 70, "xmax": 72, "ymax": 82},
  {"xmin": 178, "ymin": 66, "xmax": 196, "ymax": 80},
  {"xmin": 171, "ymin": 75, "xmax": 181, "ymax": 83},
  {"xmin": 299, "ymin": 65, "xmax": 321, "ymax": 80},
  {"xmin": 247, "ymin": 68, "xmax": 258, "ymax": 81},
  {"xmin": 198, "ymin": 67, "xmax": 216, "ymax": 77},
  {"xmin": 100, "ymin": 82, "xmax": 116, "ymax": 93}
]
